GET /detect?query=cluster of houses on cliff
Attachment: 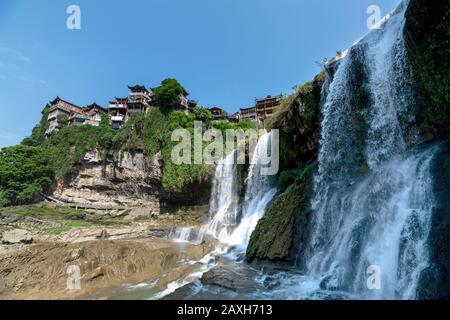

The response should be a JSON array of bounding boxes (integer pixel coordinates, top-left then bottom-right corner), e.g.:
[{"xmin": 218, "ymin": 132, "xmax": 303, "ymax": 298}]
[{"xmin": 43, "ymin": 84, "xmax": 282, "ymax": 135}]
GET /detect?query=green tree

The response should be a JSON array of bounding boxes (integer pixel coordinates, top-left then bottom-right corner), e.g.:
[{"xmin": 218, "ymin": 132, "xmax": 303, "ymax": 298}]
[
  {"xmin": 153, "ymin": 78, "xmax": 185, "ymax": 110},
  {"xmin": 167, "ymin": 111, "xmax": 194, "ymax": 130},
  {"xmin": 193, "ymin": 107, "xmax": 213, "ymax": 126},
  {"xmin": 0, "ymin": 145, "xmax": 53, "ymax": 206},
  {"xmin": 22, "ymin": 105, "xmax": 50, "ymax": 147}
]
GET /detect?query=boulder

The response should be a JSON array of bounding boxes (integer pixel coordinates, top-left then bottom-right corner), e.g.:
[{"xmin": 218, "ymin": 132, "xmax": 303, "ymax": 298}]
[
  {"xmin": 201, "ymin": 264, "xmax": 256, "ymax": 291},
  {"xmin": 2, "ymin": 229, "xmax": 33, "ymax": 245}
]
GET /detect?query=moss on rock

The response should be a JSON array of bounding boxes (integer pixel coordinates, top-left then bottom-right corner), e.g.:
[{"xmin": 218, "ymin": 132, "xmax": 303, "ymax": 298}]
[
  {"xmin": 246, "ymin": 164, "xmax": 315, "ymax": 263},
  {"xmin": 405, "ymin": 0, "xmax": 450, "ymax": 136}
]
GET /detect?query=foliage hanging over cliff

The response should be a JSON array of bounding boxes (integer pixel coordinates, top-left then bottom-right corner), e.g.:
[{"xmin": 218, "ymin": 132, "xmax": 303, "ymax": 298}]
[
  {"xmin": 22, "ymin": 105, "xmax": 50, "ymax": 147},
  {"xmin": 268, "ymin": 71, "xmax": 325, "ymax": 171},
  {"xmin": 0, "ymin": 145, "xmax": 53, "ymax": 207}
]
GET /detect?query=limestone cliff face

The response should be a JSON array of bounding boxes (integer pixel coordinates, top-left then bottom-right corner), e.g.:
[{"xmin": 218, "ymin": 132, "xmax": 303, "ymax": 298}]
[
  {"xmin": 51, "ymin": 148, "xmax": 212, "ymax": 210},
  {"xmin": 52, "ymin": 150, "xmax": 162, "ymax": 211}
]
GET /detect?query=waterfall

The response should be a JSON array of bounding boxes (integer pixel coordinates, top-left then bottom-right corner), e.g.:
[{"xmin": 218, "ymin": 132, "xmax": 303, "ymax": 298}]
[
  {"xmin": 302, "ymin": 1, "xmax": 437, "ymax": 299},
  {"xmin": 169, "ymin": 150, "xmax": 239, "ymax": 244},
  {"xmin": 207, "ymin": 150, "xmax": 240, "ymax": 241},
  {"xmin": 225, "ymin": 132, "xmax": 277, "ymax": 248},
  {"xmin": 170, "ymin": 132, "xmax": 277, "ymax": 249}
]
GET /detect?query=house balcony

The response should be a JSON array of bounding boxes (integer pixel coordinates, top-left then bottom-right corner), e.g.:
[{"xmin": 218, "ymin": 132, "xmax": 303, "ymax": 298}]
[{"xmin": 111, "ymin": 115, "xmax": 125, "ymax": 122}]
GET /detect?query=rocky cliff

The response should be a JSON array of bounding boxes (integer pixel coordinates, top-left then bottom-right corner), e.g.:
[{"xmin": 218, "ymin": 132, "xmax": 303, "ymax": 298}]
[
  {"xmin": 52, "ymin": 150, "xmax": 161, "ymax": 211},
  {"xmin": 52, "ymin": 149, "xmax": 212, "ymax": 213},
  {"xmin": 246, "ymin": 72, "xmax": 324, "ymax": 264}
]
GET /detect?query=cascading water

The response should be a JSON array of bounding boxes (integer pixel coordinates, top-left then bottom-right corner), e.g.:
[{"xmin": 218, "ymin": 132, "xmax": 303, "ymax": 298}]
[
  {"xmin": 225, "ymin": 132, "xmax": 277, "ymax": 249},
  {"xmin": 132, "ymin": 0, "xmax": 436, "ymax": 301},
  {"xmin": 169, "ymin": 150, "xmax": 239, "ymax": 244},
  {"xmin": 207, "ymin": 150, "xmax": 240, "ymax": 240},
  {"xmin": 159, "ymin": 132, "xmax": 278, "ymax": 299},
  {"xmin": 169, "ymin": 131, "xmax": 277, "ymax": 249},
  {"xmin": 298, "ymin": 1, "xmax": 437, "ymax": 300}
]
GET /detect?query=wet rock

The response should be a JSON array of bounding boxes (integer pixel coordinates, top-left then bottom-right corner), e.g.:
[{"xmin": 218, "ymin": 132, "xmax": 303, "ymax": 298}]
[
  {"xmin": 1, "ymin": 229, "xmax": 33, "ymax": 245},
  {"xmin": 201, "ymin": 265, "xmax": 255, "ymax": 291},
  {"xmin": 417, "ymin": 142, "xmax": 450, "ymax": 299},
  {"xmin": 246, "ymin": 165, "xmax": 314, "ymax": 264}
]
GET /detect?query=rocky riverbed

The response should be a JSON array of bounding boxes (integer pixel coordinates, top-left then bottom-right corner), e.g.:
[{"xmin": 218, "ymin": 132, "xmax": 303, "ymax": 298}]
[{"xmin": 0, "ymin": 203, "xmax": 214, "ymax": 300}]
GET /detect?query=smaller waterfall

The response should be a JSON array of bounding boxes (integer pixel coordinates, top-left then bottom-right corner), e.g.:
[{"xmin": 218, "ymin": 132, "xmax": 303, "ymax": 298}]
[
  {"xmin": 168, "ymin": 227, "xmax": 204, "ymax": 245},
  {"xmin": 169, "ymin": 132, "xmax": 277, "ymax": 251},
  {"xmin": 207, "ymin": 150, "xmax": 240, "ymax": 240},
  {"xmin": 225, "ymin": 132, "xmax": 277, "ymax": 248}
]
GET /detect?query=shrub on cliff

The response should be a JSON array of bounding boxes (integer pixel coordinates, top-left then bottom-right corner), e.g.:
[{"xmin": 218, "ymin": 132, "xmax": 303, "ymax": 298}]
[
  {"xmin": 0, "ymin": 145, "xmax": 53, "ymax": 206},
  {"xmin": 44, "ymin": 125, "xmax": 100, "ymax": 179},
  {"xmin": 22, "ymin": 105, "xmax": 50, "ymax": 147},
  {"xmin": 144, "ymin": 108, "xmax": 168, "ymax": 156},
  {"xmin": 153, "ymin": 78, "xmax": 185, "ymax": 110}
]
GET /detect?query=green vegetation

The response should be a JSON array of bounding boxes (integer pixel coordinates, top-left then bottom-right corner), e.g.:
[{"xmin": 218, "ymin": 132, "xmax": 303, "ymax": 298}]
[
  {"xmin": 22, "ymin": 105, "xmax": 50, "ymax": 147},
  {"xmin": 277, "ymin": 162, "xmax": 316, "ymax": 193},
  {"xmin": 246, "ymin": 162, "xmax": 315, "ymax": 263},
  {"xmin": 268, "ymin": 72, "xmax": 325, "ymax": 173},
  {"xmin": 0, "ymin": 203, "xmax": 86, "ymax": 220},
  {"xmin": 45, "ymin": 125, "xmax": 101, "ymax": 179},
  {"xmin": 153, "ymin": 78, "xmax": 185, "ymax": 110},
  {"xmin": 0, "ymin": 145, "xmax": 53, "ymax": 207},
  {"xmin": 247, "ymin": 72, "xmax": 325, "ymax": 263},
  {"xmin": 56, "ymin": 113, "xmax": 69, "ymax": 124},
  {"xmin": 4, "ymin": 77, "xmax": 262, "ymax": 208},
  {"xmin": 193, "ymin": 107, "xmax": 213, "ymax": 125},
  {"xmin": 48, "ymin": 220, "xmax": 94, "ymax": 235},
  {"xmin": 144, "ymin": 108, "xmax": 168, "ymax": 156},
  {"xmin": 405, "ymin": 0, "xmax": 450, "ymax": 134}
]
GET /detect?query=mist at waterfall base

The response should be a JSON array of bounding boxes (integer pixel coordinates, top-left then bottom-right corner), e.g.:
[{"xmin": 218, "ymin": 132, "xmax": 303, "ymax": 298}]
[{"xmin": 120, "ymin": 1, "xmax": 439, "ymax": 300}]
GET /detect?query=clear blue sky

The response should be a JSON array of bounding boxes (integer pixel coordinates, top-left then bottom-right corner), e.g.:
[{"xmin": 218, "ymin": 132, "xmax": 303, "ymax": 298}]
[{"xmin": 0, "ymin": 0, "xmax": 399, "ymax": 147}]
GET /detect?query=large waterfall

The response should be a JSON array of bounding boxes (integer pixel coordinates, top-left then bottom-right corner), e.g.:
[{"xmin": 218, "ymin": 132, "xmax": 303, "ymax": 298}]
[
  {"xmin": 162, "ymin": 1, "xmax": 437, "ymax": 301},
  {"xmin": 299, "ymin": 1, "xmax": 436, "ymax": 299}
]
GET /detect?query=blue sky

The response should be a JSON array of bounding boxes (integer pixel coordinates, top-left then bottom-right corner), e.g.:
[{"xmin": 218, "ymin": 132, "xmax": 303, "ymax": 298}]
[{"xmin": 0, "ymin": 0, "xmax": 399, "ymax": 147}]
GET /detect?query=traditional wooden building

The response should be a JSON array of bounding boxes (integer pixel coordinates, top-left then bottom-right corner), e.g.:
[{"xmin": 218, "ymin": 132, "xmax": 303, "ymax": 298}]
[
  {"xmin": 175, "ymin": 88, "xmax": 198, "ymax": 114},
  {"xmin": 187, "ymin": 99, "xmax": 198, "ymax": 113},
  {"xmin": 239, "ymin": 106, "xmax": 257, "ymax": 121},
  {"xmin": 228, "ymin": 112, "xmax": 240, "ymax": 123},
  {"xmin": 82, "ymin": 103, "xmax": 108, "ymax": 126},
  {"xmin": 127, "ymin": 85, "xmax": 152, "ymax": 114},
  {"xmin": 209, "ymin": 107, "xmax": 227, "ymax": 120},
  {"xmin": 255, "ymin": 94, "xmax": 282, "ymax": 122},
  {"xmin": 45, "ymin": 97, "xmax": 84, "ymax": 135},
  {"xmin": 108, "ymin": 97, "xmax": 128, "ymax": 129}
]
